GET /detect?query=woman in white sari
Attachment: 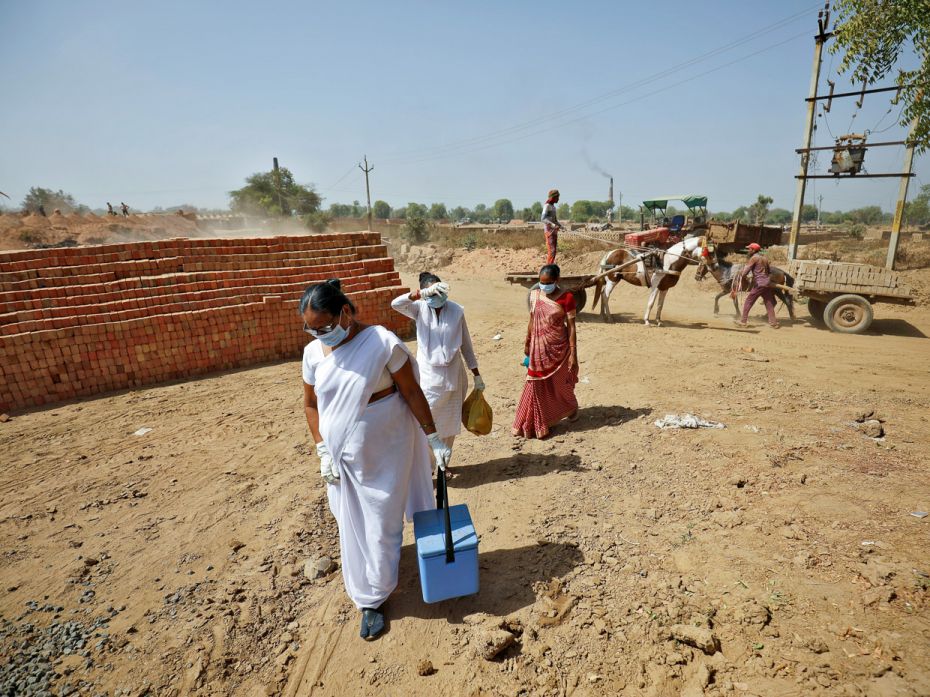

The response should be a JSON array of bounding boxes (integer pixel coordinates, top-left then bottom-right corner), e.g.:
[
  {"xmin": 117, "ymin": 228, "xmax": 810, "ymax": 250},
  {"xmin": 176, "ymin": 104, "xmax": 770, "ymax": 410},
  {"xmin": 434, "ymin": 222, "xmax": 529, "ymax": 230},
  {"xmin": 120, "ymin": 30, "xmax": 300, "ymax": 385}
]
[
  {"xmin": 391, "ymin": 272, "xmax": 483, "ymax": 464},
  {"xmin": 300, "ymin": 279, "xmax": 451, "ymax": 641}
]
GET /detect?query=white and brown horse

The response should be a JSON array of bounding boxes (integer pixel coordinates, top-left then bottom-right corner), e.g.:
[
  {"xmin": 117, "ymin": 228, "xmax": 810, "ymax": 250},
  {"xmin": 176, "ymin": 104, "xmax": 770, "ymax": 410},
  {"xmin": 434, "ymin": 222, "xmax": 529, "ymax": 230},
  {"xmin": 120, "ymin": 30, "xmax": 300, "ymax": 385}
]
[{"xmin": 591, "ymin": 236, "xmax": 708, "ymax": 325}]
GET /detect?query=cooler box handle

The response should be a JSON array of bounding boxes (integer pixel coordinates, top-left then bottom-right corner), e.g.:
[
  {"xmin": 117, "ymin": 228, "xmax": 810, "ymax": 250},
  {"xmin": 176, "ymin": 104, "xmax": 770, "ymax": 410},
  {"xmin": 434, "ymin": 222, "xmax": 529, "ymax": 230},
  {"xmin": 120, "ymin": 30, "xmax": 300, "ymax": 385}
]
[{"xmin": 435, "ymin": 468, "xmax": 455, "ymax": 564}]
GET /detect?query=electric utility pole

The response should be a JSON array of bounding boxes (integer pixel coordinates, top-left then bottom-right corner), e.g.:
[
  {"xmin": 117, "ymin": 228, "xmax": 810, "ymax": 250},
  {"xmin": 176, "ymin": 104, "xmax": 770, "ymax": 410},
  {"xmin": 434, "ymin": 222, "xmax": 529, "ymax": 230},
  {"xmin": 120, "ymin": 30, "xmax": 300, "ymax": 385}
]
[
  {"xmin": 359, "ymin": 156, "xmax": 374, "ymax": 231},
  {"xmin": 817, "ymin": 194, "xmax": 823, "ymax": 227},
  {"xmin": 887, "ymin": 109, "xmax": 919, "ymax": 269},
  {"xmin": 788, "ymin": 2, "xmax": 831, "ymax": 260}
]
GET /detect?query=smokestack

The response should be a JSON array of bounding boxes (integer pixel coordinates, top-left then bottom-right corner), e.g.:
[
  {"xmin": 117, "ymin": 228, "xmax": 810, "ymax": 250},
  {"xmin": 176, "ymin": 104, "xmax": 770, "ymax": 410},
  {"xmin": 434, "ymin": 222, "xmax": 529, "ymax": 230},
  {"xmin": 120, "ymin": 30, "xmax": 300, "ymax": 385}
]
[{"xmin": 608, "ymin": 177, "xmax": 614, "ymax": 207}]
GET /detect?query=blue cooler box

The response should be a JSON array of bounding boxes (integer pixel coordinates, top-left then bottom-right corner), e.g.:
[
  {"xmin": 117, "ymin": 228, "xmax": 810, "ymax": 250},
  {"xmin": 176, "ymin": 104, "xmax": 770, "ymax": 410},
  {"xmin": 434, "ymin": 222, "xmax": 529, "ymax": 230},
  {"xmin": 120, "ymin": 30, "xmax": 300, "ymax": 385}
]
[{"xmin": 413, "ymin": 503, "xmax": 479, "ymax": 603}]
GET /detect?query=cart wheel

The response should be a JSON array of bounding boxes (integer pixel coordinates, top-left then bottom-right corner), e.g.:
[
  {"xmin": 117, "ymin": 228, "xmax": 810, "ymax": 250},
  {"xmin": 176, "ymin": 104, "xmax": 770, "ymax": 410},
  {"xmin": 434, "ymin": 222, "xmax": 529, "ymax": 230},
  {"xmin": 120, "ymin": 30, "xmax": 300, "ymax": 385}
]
[
  {"xmin": 574, "ymin": 288, "xmax": 588, "ymax": 313},
  {"xmin": 823, "ymin": 294, "xmax": 873, "ymax": 334},
  {"xmin": 807, "ymin": 298, "xmax": 827, "ymax": 326}
]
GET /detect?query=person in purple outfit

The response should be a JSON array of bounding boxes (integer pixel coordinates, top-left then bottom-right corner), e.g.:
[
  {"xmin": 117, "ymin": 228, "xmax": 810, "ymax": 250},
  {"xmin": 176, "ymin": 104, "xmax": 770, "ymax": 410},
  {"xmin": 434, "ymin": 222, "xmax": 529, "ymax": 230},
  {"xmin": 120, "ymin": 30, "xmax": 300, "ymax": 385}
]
[{"xmin": 732, "ymin": 243, "xmax": 780, "ymax": 329}]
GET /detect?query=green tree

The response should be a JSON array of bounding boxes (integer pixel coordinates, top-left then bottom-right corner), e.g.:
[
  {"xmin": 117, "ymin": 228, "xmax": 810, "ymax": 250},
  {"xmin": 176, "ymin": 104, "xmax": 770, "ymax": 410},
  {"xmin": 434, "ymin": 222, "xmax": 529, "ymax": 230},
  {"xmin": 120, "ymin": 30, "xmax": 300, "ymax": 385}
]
[
  {"xmin": 428, "ymin": 203, "xmax": 448, "ymax": 220},
  {"xmin": 406, "ymin": 202, "xmax": 428, "ymax": 219},
  {"xmin": 372, "ymin": 200, "xmax": 391, "ymax": 219},
  {"xmin": 22, "ymin": 187, "xmax": 88, "ymax": 214},
  {"xmin": 328, "ymin": 203, "xmax": 352, "ymax": 217},
  {"xmin": 557, "ymin": 203, "xmax": 570, "ymax": 219},
  {"xmin": 229, "ymin": 167, "xmax": 322, "ymax": 217},
  {"xmin": 570, "ymin": 200, "xmax": 594, "ymax": 220},
  {"xmin": 904, "ymin": 184, "xmax": 930, "ymax": 226},
  {"xmin": 768, "ymin": 208, "xmax": 792, "ymax": 225},
  {"xmin": 831, "ymin": 0, "xmax": 929, "ymax": 153},
  {"xmin": 450, "ymin": 206, "xmax": 470, "ymax": 221},
  {"xmin": 530, "ymin": 201, "xmax": 543, "ymax": 221},
  {"xmin": 619, "ymin": 204, "xmax": 637, "ymax": 221},
  {"xmin": 747, "ymin": 195, "xmax": 774, "ymax": 224},
  {"xmin": 350, "ymin": 200, "xmax": 365, "ymax": 218},
  {"xmin": 801, "ymin": 203, "xmax": 819, "ymax": 223},
  {"xmin": 393, "ymin": 206, "xmax": 407, "ymax": 219},
  {"xmin": 848, "ymin": 205, "xmax": 885, "ymax": 225},
  {"xmin": 570, "ymin": 200, "xmax": 615, "ymax": 221},
  {"xmin": 473, "ymin": 204, "xmax": 489, "ymax": 223},
  {"xmin": 491, "ymin": 198, "xmax": 514, "ymax": 222}
]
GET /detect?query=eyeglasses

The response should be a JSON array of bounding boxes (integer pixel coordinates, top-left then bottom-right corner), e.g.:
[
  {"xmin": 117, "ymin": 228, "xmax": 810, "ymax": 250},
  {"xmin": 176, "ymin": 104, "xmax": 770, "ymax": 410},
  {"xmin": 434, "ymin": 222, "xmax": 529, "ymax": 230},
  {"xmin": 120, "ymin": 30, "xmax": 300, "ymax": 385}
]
[
  {"xmin": 303, "ymin": 320, "xmax": 340, "ymax": 336},
  {"xmin": 302, "ymin": 309, "xmax": 344, "ymax": 336}
]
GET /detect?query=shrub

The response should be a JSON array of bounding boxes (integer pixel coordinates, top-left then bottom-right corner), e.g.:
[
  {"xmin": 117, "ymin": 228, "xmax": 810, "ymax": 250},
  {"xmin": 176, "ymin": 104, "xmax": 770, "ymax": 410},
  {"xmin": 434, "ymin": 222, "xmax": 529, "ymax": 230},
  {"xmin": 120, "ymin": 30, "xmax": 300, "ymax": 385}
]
[
  {"xmin": 846, "ymin": 223, "xmax": 866, "ymax": 240},
  {"xmin": 303, "ymin": 210, "xmax": 331, "ymax": 232},
  {"xmin": 402, "ymin": 216, "xmax": 431, "ymax": 244}
]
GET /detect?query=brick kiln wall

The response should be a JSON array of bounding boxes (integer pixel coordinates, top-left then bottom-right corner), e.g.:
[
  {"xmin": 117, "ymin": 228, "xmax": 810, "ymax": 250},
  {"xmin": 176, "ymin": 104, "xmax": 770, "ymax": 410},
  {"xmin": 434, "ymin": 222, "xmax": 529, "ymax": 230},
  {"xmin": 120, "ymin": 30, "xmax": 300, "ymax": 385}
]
[{"xmin": 0, "ymin": 233, "xmax": 411, "ymax": 413}]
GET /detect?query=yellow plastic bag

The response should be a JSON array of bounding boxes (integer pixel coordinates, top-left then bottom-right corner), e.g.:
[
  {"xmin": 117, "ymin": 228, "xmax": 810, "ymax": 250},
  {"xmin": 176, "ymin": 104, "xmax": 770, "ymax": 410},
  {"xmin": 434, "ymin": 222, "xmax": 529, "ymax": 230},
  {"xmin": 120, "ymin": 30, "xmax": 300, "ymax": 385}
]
[{"xmin": 462, "ymin": 388, "xmax": 493, "ymax": 436}]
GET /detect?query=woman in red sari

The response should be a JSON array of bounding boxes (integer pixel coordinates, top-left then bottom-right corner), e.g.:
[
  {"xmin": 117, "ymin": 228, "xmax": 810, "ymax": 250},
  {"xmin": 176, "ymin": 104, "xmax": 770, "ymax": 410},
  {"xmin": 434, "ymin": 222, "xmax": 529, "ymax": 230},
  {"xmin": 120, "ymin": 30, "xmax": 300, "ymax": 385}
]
[{"xmin": 512, "ymin": 264, "xmax": 579, "ymax": 439}]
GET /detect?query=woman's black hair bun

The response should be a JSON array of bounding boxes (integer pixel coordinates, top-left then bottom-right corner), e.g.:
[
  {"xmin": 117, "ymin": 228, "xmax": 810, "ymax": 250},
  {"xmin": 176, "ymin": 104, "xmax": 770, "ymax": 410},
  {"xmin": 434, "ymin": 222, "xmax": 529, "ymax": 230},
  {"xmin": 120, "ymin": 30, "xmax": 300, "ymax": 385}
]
[{"xmin": 325, "ymin": 278, "xmax": 342, "ymax": 290}]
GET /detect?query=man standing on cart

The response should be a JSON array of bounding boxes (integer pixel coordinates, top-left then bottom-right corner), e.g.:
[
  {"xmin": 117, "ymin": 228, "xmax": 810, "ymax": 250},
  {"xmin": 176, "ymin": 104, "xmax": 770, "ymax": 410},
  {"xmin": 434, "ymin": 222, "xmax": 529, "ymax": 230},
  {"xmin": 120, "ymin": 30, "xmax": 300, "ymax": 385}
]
[
  {"xmin": 542, "ymin": 189, "xmax": 564, "ymax": 264},
  {"xmin": 732, "ymin": 243, "xmax": 780, "ymax": 329}
]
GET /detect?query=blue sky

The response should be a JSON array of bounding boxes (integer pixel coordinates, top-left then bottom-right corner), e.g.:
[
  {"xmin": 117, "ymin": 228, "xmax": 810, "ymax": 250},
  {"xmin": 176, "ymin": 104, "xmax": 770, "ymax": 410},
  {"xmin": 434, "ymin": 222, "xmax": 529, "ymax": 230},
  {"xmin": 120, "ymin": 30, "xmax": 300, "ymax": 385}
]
[{"xmin": 1, "ymin": 0, "xmax": 926, "ymax": 214}]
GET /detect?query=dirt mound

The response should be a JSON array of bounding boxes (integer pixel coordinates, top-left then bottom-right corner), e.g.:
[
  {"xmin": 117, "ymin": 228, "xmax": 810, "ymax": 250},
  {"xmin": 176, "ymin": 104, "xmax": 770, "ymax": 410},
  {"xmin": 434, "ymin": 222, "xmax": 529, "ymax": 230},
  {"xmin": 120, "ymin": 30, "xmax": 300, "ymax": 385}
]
[
  {"xmin": 22, "ymin": 214, "xmax": 50, "ymax": 228},
  {"xmin": 0, "ymin": 213, "xmax": 203, "ymax": 252},
  {"xmin": 0, "ymin": 214, "xmax": 23, "ymax": 232}
]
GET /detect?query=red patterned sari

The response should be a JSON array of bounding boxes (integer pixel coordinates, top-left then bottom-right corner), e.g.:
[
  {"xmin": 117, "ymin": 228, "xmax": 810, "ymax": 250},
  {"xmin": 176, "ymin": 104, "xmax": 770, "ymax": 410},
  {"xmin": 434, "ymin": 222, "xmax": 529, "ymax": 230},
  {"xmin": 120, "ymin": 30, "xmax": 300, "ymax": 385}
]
[{"xmin": 512, "ymin": 289, "xmax": 578, "ymax": 439}]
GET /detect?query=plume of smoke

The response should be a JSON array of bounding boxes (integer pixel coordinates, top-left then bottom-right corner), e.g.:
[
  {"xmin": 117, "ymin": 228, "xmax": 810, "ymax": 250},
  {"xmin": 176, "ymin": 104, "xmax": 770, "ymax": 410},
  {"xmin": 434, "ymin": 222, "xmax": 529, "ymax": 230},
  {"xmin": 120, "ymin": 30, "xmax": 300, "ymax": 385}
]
[{"xmin": 582, "ymin": 149, "xmax": 612, "ymax": 179}]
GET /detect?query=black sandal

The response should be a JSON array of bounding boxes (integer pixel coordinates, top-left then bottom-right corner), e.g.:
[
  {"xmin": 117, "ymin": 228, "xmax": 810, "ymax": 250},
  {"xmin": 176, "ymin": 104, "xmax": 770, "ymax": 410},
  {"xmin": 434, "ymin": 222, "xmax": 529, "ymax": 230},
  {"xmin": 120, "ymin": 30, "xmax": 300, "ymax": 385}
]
[{"xmin": 360, "ymin": 607, "xmax": 385, "ymax": 641}]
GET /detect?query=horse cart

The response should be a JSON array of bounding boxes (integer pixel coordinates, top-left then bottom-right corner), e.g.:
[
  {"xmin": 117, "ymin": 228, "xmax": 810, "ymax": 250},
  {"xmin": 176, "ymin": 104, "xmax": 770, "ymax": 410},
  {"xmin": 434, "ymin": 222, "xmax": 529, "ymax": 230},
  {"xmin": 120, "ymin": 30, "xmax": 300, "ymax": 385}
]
[
  {"xmin": 783, "ymin": 259, "xmax": 915, "ymax": 334},
  {"xmin": 505, "ymin": 273, "xmax": 593, "ymax": 311},
  {"xmin": 505, "ymin": 254, "xmax": 652, "ymax": 313},
  {"xmin": 705, "ymin": 219, "xmax": 783, "ymax": 255}
]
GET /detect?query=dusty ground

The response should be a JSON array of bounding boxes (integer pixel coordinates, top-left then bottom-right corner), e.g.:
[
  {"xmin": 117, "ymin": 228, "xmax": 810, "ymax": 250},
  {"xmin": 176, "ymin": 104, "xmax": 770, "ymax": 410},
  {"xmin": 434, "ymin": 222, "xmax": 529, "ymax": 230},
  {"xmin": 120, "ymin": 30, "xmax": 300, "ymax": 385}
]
[{"xmin": 2, "ymin": 246, "xmax": 929, "ymax": 697}]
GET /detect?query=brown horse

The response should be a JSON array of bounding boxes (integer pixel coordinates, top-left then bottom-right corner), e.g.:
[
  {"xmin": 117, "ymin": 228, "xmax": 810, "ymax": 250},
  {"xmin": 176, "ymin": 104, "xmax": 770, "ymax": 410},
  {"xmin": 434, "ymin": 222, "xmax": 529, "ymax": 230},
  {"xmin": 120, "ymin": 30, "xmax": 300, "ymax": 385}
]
[
  {"xmin": 591, "ymin": 236, "xmax": 707, "ymax": 324},
  {"xmin": 695, "ymin": 255, "xmax": 796, "ymax": 319}
]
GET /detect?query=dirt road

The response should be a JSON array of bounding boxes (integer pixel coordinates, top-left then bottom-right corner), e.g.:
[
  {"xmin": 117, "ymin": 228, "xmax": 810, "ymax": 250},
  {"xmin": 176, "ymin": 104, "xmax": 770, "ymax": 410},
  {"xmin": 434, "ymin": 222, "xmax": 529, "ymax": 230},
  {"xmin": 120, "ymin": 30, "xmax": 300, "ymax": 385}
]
[{"xmin": 2, "ymin": 254, "xmax": 929, "ymax": 697}]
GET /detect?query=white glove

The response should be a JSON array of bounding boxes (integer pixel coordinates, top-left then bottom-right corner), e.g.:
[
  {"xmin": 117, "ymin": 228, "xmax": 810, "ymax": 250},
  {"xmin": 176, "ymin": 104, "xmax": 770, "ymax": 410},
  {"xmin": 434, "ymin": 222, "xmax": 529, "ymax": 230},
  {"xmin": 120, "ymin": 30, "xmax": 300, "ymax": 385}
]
[
  {"xmin": 427, "ymin": 433, "xmax": 452, "ymax": 472},
  {"xmin": 473, "ymin": 375, "xmax": 486, "ymax": 392},
  {"xmin": 316, "ymin": 442, "xmax": 339, "ymax": 484},
  {"xmin": 421, "ymin": 281, "xmax": 450, "ymax": 299}
]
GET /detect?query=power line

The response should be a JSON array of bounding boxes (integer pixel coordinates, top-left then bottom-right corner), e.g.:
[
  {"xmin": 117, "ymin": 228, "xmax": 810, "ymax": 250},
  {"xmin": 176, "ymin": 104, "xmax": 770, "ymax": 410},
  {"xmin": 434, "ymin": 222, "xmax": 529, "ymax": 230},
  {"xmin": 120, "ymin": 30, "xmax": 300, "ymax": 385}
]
[
  {"xmin": 321, "ymin": 163, "xmax": 359, "ymax": 191},
  {"xmin": 389, "ymin": 29, "xmax": 810, "ymax": 166},
  {"xmin": 379, "ymin": 4, "xmax": 821, "ymax": 164}
]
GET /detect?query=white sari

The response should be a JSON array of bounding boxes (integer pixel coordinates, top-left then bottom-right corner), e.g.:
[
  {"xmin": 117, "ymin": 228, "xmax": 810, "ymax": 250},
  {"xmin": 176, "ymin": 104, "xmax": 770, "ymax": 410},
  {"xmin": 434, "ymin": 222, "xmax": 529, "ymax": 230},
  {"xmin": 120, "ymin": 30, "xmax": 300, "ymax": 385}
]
[
  {"xmin": 303, "ymin": 325, "xmax": 434, "ymax": 609},
  {"xmin": 390, "ymin": 295, "xmax": 478, "ymax": 439}
]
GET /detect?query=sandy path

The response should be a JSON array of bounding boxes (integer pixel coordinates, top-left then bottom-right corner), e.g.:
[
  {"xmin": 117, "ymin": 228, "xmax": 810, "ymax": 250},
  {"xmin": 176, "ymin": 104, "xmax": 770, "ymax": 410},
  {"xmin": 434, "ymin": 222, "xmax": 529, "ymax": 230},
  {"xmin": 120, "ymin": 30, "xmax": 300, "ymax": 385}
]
[{"xmin": 2, "ymin": 263, "xmax": 929, "ymax": 697}]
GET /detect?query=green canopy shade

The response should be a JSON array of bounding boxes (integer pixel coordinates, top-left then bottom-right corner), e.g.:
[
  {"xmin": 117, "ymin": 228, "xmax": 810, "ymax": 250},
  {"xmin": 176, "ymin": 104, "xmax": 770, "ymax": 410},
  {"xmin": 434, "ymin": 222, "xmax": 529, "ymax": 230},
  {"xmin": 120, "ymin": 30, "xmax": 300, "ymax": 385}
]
[{"xmin": 642, "ymin": 195, "xmax": 707, "ymax": 210}]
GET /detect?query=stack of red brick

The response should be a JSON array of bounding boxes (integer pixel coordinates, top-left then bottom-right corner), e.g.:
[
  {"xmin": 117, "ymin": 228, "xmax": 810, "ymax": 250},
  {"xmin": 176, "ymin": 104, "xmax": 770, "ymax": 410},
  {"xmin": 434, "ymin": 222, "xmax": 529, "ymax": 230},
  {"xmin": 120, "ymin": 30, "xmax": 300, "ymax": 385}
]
[{"xmin": 0, "ymin": 233, "xmax": 410, "ymax": 413}]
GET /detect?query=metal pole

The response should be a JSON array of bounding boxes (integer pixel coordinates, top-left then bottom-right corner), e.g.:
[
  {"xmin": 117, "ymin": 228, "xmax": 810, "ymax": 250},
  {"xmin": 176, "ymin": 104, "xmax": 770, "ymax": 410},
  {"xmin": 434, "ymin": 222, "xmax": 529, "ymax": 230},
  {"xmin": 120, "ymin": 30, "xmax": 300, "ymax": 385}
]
[
  {"xmin": 359, "ymin": 156, "xmax": 374, "ymax": 231},
  {"xmin": 886, "ymin": 113, "xmax": 919, "ymax": 269},
  {"xmin": 788, "ymin": 4, "xmax": 830, "ymax": 260},
  {"xmin": 817, "ymin": 194, "xmax": 823, "ymax": 227}
]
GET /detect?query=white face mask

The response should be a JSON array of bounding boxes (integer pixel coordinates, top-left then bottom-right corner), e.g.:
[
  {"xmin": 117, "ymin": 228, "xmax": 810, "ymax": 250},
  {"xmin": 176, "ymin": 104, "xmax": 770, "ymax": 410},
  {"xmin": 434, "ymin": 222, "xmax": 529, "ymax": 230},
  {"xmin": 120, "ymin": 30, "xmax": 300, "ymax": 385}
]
[
  {"xmin": 307, "ymin": 309, "xmax": 349, "ymax": 347},
  {"xmin": 426, "ymin": 292, "xmax": 448, "ymax": 309},
  {"xmin": 539, "ymin": 282, "xmax": 557, "ymax": 294}
]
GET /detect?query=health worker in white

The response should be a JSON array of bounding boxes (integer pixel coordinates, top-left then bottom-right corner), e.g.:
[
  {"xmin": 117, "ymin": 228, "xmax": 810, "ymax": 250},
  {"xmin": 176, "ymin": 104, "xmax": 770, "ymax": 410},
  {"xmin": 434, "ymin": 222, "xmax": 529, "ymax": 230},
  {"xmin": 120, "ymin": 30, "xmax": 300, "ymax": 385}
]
[
  {"xmin": 300, "ymin": 279, "xmax": 451, "ymax": 641},
  {"xmin": 391, "ymin": 272, "xmax": 484, "ymax": 465}
]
